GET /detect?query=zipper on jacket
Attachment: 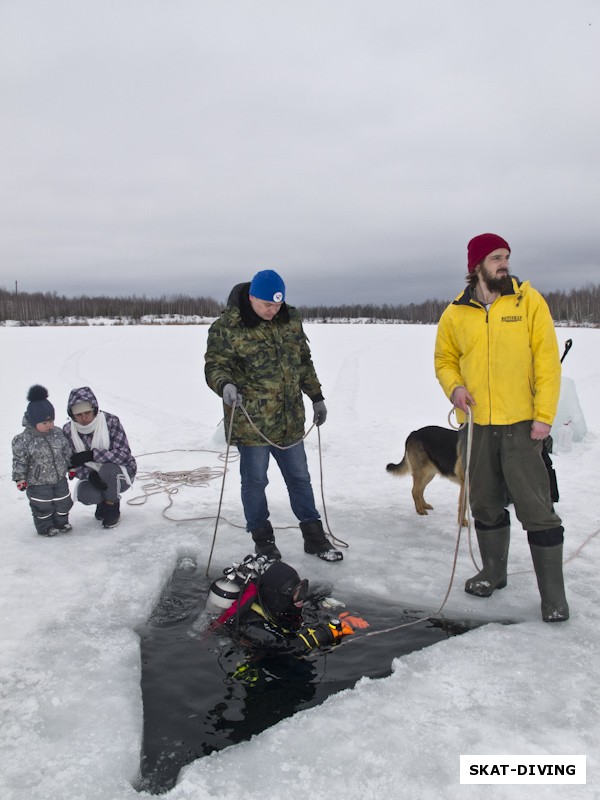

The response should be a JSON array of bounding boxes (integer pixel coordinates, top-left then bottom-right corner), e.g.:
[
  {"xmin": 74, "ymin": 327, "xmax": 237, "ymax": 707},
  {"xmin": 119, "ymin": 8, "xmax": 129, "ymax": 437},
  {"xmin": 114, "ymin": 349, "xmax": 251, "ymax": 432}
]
[
  {"xmin": 486, "ymin": 309, "xmax": 492, "ymax": 424},
  {"xmin": 46, "ymin": 436, "xmax": 62, "ymax": 483}
]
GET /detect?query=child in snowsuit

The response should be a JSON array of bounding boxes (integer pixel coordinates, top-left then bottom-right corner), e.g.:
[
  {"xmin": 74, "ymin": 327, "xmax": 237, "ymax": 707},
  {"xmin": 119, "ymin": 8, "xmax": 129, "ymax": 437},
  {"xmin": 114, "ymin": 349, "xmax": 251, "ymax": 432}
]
[
  {"xmin": 12, "ymin": 385, "xmax": 74, "ymax": 537},
  {"xmin": 63, "ymin": 386, "xmax": 137, "ymax": 529}
]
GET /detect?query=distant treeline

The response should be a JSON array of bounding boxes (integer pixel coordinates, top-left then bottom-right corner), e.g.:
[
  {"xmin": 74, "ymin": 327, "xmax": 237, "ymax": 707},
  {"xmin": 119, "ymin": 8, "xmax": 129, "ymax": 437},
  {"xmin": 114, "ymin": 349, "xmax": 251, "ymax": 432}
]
[
  {"xmin": 299, "ymin": 284, "xmax": 600, "ymax": 325},
  {"xmin": 1, "ymin": 283, "xmax": 599, "ymax": 325},
  {"xmin": 298, "ymin": 299, "xmax": 449, "ymax": 323},
  {"xmin": 0, "ymin": 289, "xmax": 221, "ymax": 323}
]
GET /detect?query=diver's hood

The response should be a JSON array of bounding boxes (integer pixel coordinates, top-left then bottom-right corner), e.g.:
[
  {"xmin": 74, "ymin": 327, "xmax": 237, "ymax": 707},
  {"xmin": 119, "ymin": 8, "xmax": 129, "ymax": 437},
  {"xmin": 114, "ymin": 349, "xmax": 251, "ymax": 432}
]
[{"xmin": 258, "ymin": 561, "xmax": 303, "ymax": 616}]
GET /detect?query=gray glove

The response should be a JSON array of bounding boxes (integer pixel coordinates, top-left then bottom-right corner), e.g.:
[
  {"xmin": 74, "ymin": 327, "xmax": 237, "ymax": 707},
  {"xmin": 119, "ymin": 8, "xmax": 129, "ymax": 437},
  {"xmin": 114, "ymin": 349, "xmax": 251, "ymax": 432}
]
[
  {"xmin": 222, "ymin": 383, "xmax": 242, "ymax": 408},
  {"xmin": 312, "ymin": 400, "xmax": 327, "ymax": 426}
]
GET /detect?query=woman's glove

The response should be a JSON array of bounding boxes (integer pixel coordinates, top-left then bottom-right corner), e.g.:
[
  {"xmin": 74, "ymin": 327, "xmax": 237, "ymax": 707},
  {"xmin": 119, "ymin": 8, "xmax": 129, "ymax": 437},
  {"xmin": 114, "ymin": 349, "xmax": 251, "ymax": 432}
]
[
  {"xmin": 222, "ymin": 384, "xmax": 243, "ymax": 408},
  {"xmin": 312, "ymin": 400, "xmax": 327, "ymax": 426},
  {"xmin": 88, "ymin": 471, "xmax": 108, "ymax": 491},
  {"xmin": 70, "ymin": 450, "xmax": 94, "ymax": 468},
  {"xmin": 16, "ymin": 480, "xmax": 28, "ymax": 491}
]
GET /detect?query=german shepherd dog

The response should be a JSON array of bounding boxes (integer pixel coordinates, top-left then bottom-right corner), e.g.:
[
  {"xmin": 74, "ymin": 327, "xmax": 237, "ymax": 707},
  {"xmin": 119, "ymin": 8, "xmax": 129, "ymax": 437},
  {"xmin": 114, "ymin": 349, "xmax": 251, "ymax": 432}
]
[{"xmin": 386, "ymin": 426, "xmax": 466, "ymax": 526}]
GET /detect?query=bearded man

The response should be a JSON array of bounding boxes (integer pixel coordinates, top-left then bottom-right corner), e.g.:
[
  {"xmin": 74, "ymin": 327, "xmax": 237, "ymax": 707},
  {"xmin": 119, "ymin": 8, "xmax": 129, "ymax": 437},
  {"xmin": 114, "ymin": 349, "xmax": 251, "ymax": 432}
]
[{"xmin": 434, "ymin": 233, "xmax": 569, "ymax": 622}]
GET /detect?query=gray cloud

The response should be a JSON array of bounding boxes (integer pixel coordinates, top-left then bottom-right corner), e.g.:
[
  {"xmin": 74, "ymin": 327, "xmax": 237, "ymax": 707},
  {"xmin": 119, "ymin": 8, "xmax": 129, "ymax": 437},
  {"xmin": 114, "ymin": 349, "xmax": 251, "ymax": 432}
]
[{"xmin": 1, "ymin": 0, "xmax": 598, "ymax": 305}]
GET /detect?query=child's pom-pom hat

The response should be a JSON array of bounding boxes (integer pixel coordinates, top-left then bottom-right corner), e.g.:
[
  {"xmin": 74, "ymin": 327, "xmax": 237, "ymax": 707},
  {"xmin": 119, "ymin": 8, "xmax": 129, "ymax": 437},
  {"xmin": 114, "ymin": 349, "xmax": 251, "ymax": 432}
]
[{"xmin": 26, "ymin": 385, "xmax": 55, "ymax": 426}]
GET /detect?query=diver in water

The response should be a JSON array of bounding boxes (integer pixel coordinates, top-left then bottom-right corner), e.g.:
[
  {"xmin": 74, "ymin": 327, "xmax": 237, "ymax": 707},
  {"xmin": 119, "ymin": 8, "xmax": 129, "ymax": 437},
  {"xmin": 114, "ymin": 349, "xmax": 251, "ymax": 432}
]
[{"xmin": 209, "ymin": 559, "xmax": 368, "ymax": 654}]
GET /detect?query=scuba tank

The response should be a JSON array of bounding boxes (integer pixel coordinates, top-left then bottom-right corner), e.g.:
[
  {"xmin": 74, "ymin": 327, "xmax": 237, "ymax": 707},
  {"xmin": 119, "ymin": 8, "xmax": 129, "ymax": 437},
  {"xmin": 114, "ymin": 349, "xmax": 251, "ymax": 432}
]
[
  {"xmin": 206, "ymin": 576, "xmax": 242, "ymax": 612},
  {"xmin": 205, "ymin": 554, "xmax": 272, "ymax": 614}
]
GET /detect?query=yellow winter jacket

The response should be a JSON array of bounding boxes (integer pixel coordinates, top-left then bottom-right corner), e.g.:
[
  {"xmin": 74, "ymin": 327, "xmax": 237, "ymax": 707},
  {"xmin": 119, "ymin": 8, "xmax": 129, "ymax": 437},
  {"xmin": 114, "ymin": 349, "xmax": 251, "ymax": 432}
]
[{"xmin": 434, "ymin": 278, "xmax": 561, "ymax": 426}]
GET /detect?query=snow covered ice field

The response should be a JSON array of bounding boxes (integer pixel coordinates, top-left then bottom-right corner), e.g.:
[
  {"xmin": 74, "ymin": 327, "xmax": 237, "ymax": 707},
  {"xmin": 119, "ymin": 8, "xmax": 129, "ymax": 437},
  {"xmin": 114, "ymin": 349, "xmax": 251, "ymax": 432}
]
[{"xmin": 1, "ymin": 323, "xmax": 599, "ymax": 800}]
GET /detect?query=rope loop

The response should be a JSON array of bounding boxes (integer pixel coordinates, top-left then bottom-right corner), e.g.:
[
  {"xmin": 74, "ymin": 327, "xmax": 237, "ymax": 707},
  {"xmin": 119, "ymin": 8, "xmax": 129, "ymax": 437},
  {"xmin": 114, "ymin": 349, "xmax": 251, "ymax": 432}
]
[
  {"xmin": 238, "ymin": 402, "xmax": 316, "ymax": 449},
  {"xmin": 128, "ymin": 404, "xmax": 348, "ymax": 575},
  {"xmin": 344, "ymin": 407, "xmax": 475, "ymax": 644}
]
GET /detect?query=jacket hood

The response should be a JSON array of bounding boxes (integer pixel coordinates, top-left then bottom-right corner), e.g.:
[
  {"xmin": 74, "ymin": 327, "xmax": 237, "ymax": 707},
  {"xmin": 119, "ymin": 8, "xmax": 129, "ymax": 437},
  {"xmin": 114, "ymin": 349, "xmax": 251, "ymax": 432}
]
[
  {"xmin": 453, "ymin": 275, "xmax": 525, "ymax": 307},
  {"xmin": 227, "ymin": 282, "xmax": 290, "ymax": 328},
  {"xmin": 66, "ymin": 386, "xmax": 99, "ymax": 420}
]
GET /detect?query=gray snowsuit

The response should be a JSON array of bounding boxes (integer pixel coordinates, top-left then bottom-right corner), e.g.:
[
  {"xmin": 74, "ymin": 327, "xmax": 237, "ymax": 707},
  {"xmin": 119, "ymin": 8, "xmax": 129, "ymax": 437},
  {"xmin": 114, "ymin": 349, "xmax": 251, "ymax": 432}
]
[{"xmin": 12, "ymin": 419, "xmax": 74, "ymax": 535}]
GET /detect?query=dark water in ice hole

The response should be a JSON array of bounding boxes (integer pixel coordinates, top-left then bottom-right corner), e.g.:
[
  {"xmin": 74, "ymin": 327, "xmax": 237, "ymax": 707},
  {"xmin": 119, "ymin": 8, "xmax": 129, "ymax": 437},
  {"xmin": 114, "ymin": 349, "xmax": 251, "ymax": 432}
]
[{"xmin": 134, "ymin": 559, "xmax": 489, "ymax": 795}]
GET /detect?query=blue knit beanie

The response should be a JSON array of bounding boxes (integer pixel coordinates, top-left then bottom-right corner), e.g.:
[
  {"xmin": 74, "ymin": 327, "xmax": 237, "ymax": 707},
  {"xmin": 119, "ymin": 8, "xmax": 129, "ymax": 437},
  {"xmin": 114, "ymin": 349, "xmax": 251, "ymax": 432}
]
[
  {"xmin": 249, "ymin": 270, "xmax": 286, "ymax": 303},
  {"xmin": 26, "ymin": 385, "xmax": 55, "ymax": 426}
]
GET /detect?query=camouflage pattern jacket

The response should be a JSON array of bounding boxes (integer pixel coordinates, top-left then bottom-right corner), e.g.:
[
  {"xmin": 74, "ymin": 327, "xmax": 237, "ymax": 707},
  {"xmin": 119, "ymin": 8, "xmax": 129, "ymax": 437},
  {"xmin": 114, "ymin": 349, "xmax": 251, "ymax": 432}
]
[
  {"xmin": 204, "ymin": 283, "xmax": 324, "ymax": 446},
  {"xmin": 12, "ymin": 420, "xmax": 72, "ymax": 485}
]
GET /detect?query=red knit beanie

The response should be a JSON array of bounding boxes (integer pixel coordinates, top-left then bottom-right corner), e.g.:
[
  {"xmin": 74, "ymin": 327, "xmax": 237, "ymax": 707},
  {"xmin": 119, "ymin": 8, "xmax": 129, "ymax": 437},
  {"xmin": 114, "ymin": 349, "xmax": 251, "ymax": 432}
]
[{"xmin": 467, "ymin": 233, "xmax": 511, "ymax": 273}]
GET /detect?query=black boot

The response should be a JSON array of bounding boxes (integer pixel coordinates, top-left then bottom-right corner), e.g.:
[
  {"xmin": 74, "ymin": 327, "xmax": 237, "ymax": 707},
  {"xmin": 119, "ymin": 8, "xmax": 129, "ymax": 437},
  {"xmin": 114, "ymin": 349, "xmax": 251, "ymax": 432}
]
[
  {"xmin": 529, "ymin": 543, "xmax": 570, "ymax": 622},
  {"xmin": 300, "ymin": 520, "xmax": 343, "ymax": 562},
  {"xmin": 95, "ymin": 501, "xmax": 108, "ymax": 521},
  {"xmin": 102, "ymin": 500, "xmax": 120, "ymax": 529},
  {"xmin": 251, "ymin": 522, "xmax": 281, "ymax": 560},
  {"xmin": 465, "ymin": 526, "xmax": 510, "ymax": 597}
]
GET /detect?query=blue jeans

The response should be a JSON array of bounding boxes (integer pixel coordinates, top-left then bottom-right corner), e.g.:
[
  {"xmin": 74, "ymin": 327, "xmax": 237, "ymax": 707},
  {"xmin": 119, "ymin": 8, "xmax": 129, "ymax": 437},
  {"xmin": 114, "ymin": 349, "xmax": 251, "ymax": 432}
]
[{"xmin": 238, "ymin": 442, "xmax": 320, "ymax": 532}]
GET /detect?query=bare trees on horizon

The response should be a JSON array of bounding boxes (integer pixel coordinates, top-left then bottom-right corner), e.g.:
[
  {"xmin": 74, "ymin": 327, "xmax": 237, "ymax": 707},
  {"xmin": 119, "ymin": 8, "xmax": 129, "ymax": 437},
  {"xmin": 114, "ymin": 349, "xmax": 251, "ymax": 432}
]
[{"xmin": 1, "ymin": 284, "xmax": 599, "ymax": 326}]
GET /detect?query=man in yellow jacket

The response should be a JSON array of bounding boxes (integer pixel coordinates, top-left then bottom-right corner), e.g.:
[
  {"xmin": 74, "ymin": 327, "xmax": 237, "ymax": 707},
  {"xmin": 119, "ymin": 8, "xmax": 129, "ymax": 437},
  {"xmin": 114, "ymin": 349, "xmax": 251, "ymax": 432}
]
[{"xmin": 435, "ymin": 233, "xmax": 568, "ymax": 622}]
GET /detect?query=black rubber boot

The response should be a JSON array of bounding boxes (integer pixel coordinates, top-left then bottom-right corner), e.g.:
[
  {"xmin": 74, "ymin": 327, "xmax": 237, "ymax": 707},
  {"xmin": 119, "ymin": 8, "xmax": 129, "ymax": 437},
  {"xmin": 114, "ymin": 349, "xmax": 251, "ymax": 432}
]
[
  {"xmin": 251, "ymin": 522, "xmax": 281, "ymax": 560},
  {"xmin": 300, "ymin": 520, "xmax": 343, "ymax": 562},
  {"xmin": 529, "ymin": 543, "xmax": 570, "ymax": 622},
  {"xmin": 465, "ymin": 527, "xmax": 510, "ymax": 597}
]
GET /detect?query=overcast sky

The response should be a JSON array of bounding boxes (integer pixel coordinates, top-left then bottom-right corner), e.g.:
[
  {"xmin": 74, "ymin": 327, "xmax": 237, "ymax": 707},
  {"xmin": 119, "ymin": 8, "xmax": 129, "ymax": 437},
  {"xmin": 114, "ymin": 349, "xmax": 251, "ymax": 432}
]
[{"xmin": 1, "ymin": 1, "xmax": 598, "ymax": 306}]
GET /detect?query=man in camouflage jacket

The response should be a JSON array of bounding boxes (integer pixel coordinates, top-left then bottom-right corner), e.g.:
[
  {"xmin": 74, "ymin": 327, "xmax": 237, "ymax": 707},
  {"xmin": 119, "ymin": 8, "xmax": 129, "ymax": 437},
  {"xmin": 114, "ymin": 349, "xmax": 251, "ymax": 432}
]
[{"xmin": 205, "ymin": 269, "xmax": 342, "ymax": 563}]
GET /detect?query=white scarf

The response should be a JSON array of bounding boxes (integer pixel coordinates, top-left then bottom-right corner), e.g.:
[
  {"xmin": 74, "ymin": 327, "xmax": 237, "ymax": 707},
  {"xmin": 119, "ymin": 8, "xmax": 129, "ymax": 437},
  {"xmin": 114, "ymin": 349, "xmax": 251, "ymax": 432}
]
[{"xmin": 69, "ymin": 412, "xmax": 110, "ymax": 473}]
